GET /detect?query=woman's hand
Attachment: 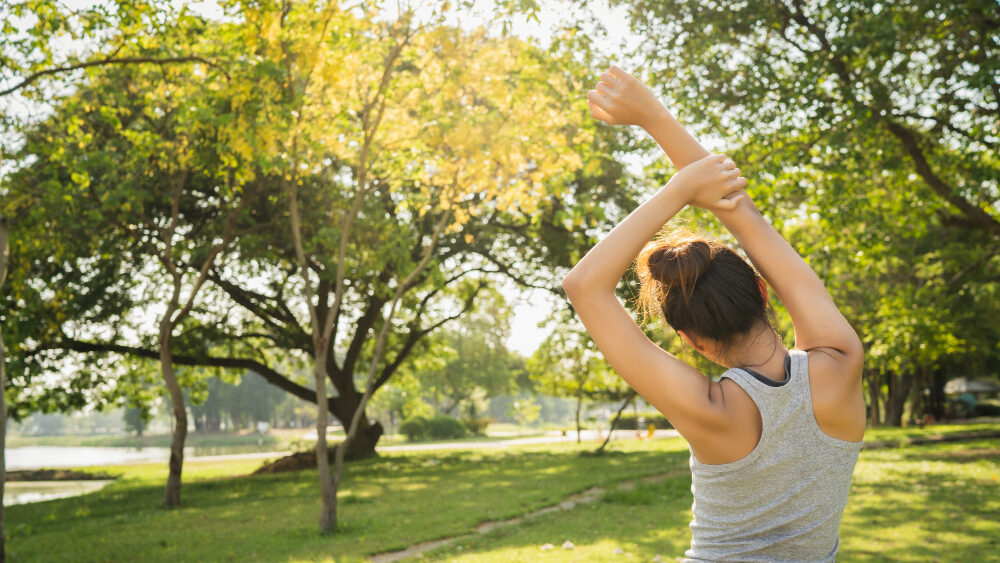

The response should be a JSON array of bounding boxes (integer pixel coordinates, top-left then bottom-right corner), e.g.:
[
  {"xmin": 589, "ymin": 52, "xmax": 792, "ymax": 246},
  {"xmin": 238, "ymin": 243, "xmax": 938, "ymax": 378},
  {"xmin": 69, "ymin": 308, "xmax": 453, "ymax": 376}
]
[
  {"xmin": 587, "ymin": 65, "xmax": 668, "ymax": 128},
  {"xmin": 667, "ymin": 153, "xmax": 749, "ymax": 212}
]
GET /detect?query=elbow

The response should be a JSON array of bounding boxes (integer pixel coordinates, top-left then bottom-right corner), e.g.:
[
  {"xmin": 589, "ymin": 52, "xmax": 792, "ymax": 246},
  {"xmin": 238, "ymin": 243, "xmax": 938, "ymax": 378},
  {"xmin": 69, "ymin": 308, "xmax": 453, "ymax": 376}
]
[
  {"xmin": 839, "ymin": 330, "xmax": 865, "ymax": 374},
  {"xmin": 848, "ymin": 331, "xmax": 865, "ymax": 365},
  {"xmin": 561, "ymin": 264, "xmax": 598, "ymax": 300},
  {"xmin": 561, "ymin": 271, "xmax": 584, "ymax": 301}
]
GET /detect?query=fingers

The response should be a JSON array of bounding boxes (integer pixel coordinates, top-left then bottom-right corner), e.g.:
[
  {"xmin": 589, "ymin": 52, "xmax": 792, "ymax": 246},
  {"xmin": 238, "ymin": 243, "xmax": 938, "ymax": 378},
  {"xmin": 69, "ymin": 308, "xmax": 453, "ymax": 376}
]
[
  {"xmin": 714, "ymin": 193, "xmax": 745, "ymax": 211},
  {"xmin": 710, "ymin": 154, "xmax": 737, "ymax": 168},
  {"xmin": 587, "ymin": 90, "xmax": 611, "ymax": 110},
  {"xmin": 609, "ymin": 65, "xmax": 629, "ymax": 81},
  {"xmin": 595, "ymin": 82, "xmax": 615, "ymax": 97},
  {"xmin": 731, "ymin": 176, "xmax": 748, "ymax": 189},
  {"xmin": 587, "ymin": 97, "xmax": 617, "ymax": 124}
]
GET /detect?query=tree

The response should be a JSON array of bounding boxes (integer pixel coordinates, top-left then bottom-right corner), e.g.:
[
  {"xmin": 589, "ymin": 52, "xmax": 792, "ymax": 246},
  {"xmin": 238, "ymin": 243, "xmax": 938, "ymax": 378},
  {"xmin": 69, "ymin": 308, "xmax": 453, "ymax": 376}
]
[
  {"xmin": 0, "ymin": 2, "xmax": 237, "ymax": 548},
  {"xmin": 0, "ymin": 210, "xmax": 8, "ymax": 561},
  {"xmin": 7, "ymin": 10, "xmax": 635, "ymax": 450},
  {"xmin": 410, "ymin": 289, "xmax": 520, "ymax": 416},
  {"xmin": 529, "ymin": 315, "xmax": 632, "ymax": 442},
  {"xmin": 123, "ymin": 405, "xmax": 151, "ymax": 437},
  {"xmin": 3, "ymin": 2, "xmax": 639, "ymax": 532},
  {"xmin": 616, "ymin": 0, "xmax": 1000, "ymax": 423}
]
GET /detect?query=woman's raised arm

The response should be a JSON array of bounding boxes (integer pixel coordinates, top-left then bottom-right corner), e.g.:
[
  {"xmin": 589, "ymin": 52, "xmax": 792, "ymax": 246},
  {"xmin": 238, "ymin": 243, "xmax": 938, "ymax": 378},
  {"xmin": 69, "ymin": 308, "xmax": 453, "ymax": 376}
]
[
  {"xmin": 564, "ymin": 68, "xmax": 748, "ymax": 441},
  {"xmin": 594, "ymin": 66, "xmax": 863, "ymax": 374},
  {"xmin": 591, "ymin": 66, "xmax": 709, "ymax": 169}
]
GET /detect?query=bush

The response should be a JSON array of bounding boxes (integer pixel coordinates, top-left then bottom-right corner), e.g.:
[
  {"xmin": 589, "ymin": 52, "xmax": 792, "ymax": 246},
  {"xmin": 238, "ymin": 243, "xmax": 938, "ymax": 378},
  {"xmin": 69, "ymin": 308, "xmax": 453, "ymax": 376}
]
[
  {"xmin": 427, "ymin": 415, "xmax": 467, "ymax": 439},
  {"xmin": 611, "ymin": 412, "xmax": 673, "ymax": 430},
  {"xmin": 399, "ymin": 414, "xmax": 467, "ymax": 441},
  {"xmin": 461, "ymin": 415, "xmax": 491, "ymax": 436},
  {"xmin": 399, "ymin": 416, "xmax": 430, "ymax": 441}
]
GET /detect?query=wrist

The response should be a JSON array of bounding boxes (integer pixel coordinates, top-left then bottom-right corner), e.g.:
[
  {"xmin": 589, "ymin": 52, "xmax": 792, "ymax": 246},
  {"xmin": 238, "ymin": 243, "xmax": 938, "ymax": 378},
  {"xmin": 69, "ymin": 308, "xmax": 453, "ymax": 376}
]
[
  {"xmin": 640, "ymin": 104, "xmax": 672, "ymax": 133},
  {"xmin": 662, "ymin": 173, "xmax": 697, "ymax": 206},
  {"xmin": 715, "ymin": 196, "xmax": 761, "ymax": 225}
]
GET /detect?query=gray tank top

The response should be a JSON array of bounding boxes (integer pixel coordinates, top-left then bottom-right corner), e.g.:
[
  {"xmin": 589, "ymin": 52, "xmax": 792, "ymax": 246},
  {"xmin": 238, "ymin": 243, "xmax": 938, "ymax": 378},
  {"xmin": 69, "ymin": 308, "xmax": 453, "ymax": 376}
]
[{"xmin": 684, "ymin": 349, "xmax": 862, "ymax": 562}]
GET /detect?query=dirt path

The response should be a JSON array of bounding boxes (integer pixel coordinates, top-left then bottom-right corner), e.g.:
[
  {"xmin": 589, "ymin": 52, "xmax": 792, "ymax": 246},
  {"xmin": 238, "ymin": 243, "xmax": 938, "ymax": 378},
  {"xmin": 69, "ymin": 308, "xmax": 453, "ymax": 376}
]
[{"xmin": 368, "ymin": 469, "xmax": 686, "ymax": 563}]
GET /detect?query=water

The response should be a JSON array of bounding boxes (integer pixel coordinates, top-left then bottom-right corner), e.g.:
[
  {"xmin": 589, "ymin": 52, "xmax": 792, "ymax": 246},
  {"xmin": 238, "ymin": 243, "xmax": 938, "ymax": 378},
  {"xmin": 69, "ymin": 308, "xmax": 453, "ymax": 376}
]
[
  {"xmin": 4, "ymin": 480, "xmax": 114, "ymax": 506},
  {"xmin": 5, "ymin": 444, "xmax": 285, "ymax": 471},
  {"xmin": 2, "ymin": 444, "xmax": 292, "ymax": 507}
]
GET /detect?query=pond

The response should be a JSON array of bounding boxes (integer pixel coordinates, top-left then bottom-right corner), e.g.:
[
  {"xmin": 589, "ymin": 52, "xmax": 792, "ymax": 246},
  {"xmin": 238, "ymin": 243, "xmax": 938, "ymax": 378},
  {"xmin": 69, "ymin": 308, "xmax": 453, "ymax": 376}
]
[
  {"xmin": 6, "ymin": 444, "xmax": 285, "ymax": 471},
  {"xmin": 4, "ymin": 480, "xmax": 115, "ymax": 506}
]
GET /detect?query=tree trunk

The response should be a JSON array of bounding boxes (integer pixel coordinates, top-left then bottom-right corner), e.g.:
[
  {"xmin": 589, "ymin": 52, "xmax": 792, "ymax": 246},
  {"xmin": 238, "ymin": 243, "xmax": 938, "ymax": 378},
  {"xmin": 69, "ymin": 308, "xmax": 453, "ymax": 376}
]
[
  {"xmin": 909, "ymin": 367, "xmax": 930, "ymax": 422},
  {"xmin": 865, "ymin": 368, "xmax": 881, "ymax": 427},
  {"xmin": 336, "ymin": 419, "xmax": 383, "ymax": 461},
  {"xmin": 327, "ymin": 388, "xmax": 384, "ymax": 459},
  {"xmin": 884, "ymin": 371, "xmax": 913, "ymax": 427},
  {"xmin": 160, "ymin": 318, "xmax": 187, "ymax": 508},
  {"xmin": 574, "ymin": 383, "xmax": 583, "ymax": 444},
  {"xmin": 313, "ymin": 343, "xmax": 336, "ymax": 533},
  {"xmin": 1, "ymin": 215, "xmax": 9, "ymax": 563},
  {"xmin": 595, "ymin": 393, "xmax": 634, "ymax": 455},
  {"xmin": 928, "ymin": 368, "xmax": 947, "ymax": 421}
]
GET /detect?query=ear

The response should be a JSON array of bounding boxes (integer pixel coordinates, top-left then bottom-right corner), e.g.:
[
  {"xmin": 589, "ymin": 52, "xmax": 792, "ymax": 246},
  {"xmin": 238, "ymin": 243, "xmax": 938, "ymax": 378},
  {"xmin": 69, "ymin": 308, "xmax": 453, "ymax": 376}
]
[{"xmin": 677, "ymin": 330, "xmax": 700, "ymax": 351}]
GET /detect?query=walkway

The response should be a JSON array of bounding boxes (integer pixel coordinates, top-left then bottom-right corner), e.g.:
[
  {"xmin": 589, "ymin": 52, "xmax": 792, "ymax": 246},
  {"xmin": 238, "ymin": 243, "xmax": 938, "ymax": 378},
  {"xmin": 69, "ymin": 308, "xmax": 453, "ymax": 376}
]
[{"xmin": 185, "ymin": 429, "xmax": 679, "ymax": 463}]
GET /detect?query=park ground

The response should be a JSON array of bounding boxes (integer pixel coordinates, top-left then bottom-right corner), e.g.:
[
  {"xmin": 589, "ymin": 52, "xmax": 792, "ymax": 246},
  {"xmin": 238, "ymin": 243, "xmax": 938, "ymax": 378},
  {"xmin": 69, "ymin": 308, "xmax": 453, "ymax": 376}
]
[{"xmin": 5, "ymin": 423, "xmax": 999, "ymax": 562}]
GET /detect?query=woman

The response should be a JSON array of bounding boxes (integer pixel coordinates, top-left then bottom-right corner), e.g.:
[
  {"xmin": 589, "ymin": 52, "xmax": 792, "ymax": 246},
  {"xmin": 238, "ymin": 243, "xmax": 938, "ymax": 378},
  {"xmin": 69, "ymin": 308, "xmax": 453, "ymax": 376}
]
[{"xmin": 562, "ymin": 66, "xmax": 866, "ymax": 562}]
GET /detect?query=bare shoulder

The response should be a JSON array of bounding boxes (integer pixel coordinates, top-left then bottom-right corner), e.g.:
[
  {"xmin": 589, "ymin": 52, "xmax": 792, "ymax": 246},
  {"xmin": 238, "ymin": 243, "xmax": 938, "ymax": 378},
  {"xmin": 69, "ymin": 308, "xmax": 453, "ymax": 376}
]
[
  {"xmin": 805, "ymin": 347, "xmax": 866, "ymax": 442},
  {"xmin": 686, "ymin": 377, "xmax": 763, "ymax": 465}
]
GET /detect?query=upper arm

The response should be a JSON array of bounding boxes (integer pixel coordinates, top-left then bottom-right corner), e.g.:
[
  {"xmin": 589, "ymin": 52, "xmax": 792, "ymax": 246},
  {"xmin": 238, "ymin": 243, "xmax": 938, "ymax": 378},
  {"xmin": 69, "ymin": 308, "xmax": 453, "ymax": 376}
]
[
  {"xmin": 562, "ymin": 279, "xmax": 729, "ymax": 439},
  {"xmin": 718, "ymin": 202, "xmax": 864, "ymax": 371},
  {"xmin": 806, "ymin": 347, "xmax": 867, "ymax": 441}
]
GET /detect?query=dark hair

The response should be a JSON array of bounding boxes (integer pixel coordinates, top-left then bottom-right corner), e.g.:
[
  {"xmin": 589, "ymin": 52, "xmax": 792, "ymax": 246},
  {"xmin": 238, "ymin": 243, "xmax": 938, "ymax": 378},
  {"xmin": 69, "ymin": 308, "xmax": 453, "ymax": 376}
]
[{"xmin": 636, "ymin": 230, "xmax": 769, "ymax": 347}]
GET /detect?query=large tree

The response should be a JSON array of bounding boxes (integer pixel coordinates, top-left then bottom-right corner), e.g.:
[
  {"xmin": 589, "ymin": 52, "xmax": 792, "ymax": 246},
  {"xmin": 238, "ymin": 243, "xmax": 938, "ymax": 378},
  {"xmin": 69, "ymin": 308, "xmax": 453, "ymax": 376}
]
[
  {"xmin": 406, "ymin": 288, "xmax": 521, "ymax": 417},
  {"xmin": 616, "ymin": 0, "xmax": 1000, "ymax": 423},
  {"xmin": 3, "ymin": 1, "xmax": 637, "ymax": 470}
]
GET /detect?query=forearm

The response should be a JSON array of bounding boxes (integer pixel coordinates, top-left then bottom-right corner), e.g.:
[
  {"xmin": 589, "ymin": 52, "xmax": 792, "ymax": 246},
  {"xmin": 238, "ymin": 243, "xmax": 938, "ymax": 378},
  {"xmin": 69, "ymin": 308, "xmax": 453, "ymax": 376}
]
[
  {"xmin": 563, "ymin": 182, "xmax": 688, "ymax": 294},
  {"xmin": 642, "ymin": 109, "xmax": 710, "ymax": 171}
]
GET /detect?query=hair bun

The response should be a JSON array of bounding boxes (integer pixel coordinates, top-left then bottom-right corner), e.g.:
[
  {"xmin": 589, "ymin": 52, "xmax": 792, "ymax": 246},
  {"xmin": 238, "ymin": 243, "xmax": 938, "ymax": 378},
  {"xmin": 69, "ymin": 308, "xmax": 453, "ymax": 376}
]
[{"xmin": 646, "ymin": 238, "xmax": 712, "ymax": 300}]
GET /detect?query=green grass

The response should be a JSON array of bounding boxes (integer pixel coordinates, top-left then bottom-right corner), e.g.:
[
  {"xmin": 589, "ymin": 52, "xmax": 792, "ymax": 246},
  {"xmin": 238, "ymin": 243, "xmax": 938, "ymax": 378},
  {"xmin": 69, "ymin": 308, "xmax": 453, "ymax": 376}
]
[
  {"xmin": 861, "ymin": 421, "xmax": 1000, "ymax": 444},
  {"xmin": 5, "ymin": 423, "xmax": 998, "ymax": 562}
]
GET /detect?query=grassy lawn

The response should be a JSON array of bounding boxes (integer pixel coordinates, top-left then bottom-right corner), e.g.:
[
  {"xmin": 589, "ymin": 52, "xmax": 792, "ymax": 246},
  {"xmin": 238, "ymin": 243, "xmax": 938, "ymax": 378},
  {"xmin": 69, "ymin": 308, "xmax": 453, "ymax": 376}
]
[{"xmin": 5, "ymin": 423, "xmax": 998, "ymax": 562}]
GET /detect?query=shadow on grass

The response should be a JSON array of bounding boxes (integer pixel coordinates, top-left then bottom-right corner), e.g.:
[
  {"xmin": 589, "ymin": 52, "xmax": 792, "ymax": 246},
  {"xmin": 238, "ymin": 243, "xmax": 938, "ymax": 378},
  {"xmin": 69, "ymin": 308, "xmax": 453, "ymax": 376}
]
[
  {"xmin": 419, "ymin": 470, "xmax": 696, "ymax": 561},
  {"xmin": 839, "ymin": 447, "xmax": 1000, "ymax": 562},
  {"xmin": 418, "ymin": 445, "xmax": 1000, "ymax": 563}
]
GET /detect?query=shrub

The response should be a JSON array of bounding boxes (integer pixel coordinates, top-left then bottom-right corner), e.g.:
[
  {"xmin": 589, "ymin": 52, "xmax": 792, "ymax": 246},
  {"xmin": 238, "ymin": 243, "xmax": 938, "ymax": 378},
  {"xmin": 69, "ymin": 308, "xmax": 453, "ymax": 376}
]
[
  {"xmin": 611, "ymin": 412, "xmax": 673, "ymax": 430},
  {"xmin": 461, "ymin": 415, "xmax": 491, "ymax": 436},
  {"xmin": 399, "ymin": 416, "xmax": 430, "ymax": 441},
  {"xmin": 427, "ymin": 415, "xmax": 467, "ymax": 439}
]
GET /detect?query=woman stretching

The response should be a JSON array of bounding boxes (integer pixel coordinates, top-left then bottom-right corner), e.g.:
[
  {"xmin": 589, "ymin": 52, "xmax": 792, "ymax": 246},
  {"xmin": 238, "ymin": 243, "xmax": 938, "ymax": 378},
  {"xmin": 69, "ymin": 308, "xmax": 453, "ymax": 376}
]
[{"xmin": 563, "ymin": 66, "xmax": 866, "ymax": 562}]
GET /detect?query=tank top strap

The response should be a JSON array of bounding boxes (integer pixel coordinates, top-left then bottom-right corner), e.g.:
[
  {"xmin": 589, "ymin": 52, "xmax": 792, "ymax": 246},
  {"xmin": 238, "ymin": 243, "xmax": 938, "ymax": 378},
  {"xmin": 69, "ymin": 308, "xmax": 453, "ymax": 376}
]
[{"xmin": 719, "ymin": 350, "xmax": 807, "ymax": 430}]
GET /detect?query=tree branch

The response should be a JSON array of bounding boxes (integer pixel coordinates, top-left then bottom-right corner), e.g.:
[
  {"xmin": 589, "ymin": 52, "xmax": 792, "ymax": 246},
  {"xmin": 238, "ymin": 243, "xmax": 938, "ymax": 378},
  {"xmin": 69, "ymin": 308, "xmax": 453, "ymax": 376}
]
[
  {"xmin": 51, "ymin": 338, "xmax": 325, "ymax": 406},
  {"xmin": 373, "ymin": 280, "xmax": 487, "ymax": 391},
  {"xmin": 0, "ymin": 55, "xmax": 229, "ymax": 98}
]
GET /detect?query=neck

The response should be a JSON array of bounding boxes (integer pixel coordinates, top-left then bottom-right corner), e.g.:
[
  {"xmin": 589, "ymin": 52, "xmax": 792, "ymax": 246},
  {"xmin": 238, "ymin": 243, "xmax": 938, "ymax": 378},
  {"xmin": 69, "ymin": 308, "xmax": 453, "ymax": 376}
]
[{"xmin": 728, "ymin": 325, "xmax": 788, "ymax": 382}]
